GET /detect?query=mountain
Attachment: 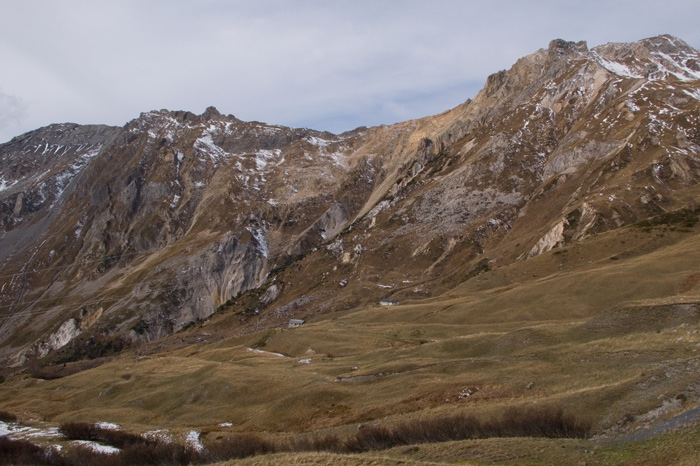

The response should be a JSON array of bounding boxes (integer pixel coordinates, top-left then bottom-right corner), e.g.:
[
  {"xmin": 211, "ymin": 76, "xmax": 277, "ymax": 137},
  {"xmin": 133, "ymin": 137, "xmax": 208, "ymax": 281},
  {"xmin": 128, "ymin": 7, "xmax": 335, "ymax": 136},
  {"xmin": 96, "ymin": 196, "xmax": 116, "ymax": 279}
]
[
  {"xmin": 0, "ymin": 33, "xmax": 698, "ymax": 371},
  {"xmin": 1, "ymin": 34, "xmax": 700, "ymax": 464}
]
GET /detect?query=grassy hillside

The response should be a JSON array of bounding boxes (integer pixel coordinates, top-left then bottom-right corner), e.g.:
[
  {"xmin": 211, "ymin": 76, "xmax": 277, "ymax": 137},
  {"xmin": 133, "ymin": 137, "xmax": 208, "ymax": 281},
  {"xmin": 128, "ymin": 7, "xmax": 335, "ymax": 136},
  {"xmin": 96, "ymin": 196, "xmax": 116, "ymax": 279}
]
[{"xmin": 1, "ymin": 215, "xmax": 699, "ymax": 464}]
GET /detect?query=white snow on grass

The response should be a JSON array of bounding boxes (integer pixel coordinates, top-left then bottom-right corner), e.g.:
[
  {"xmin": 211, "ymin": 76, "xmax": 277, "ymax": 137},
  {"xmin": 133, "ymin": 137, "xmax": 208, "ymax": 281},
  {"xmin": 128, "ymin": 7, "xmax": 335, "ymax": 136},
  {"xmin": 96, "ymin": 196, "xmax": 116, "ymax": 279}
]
[
  {"xmin": 246, "ymin": 348, "xmax": 286, "ymax": 357},
  {"xmin": 143, "ymin": 429, "xmax": 173, "ymax": 443},
  {"xmin": 185, "ymin": 430, "xmax": 204, "ymax": 452},
  {"xmin": 0, "ymin": 421, "xmax": 60, "ymax": 440},
  {"xmin": 22, "ymin": 426, "xmax": 61, "ymax": 440},
  {"xmin": 0, "ymin": 420, "xmax": 16, "ymax": 436},
  {"xmin": 297, "ymin": 358, "xmax": 311, "ymax": 364},
  {"xmin": 73, "ymin": 440, "xmax": 121, "ymax": 454},
  {"xmin": 95, "ymin": 422, "xmax": 120, "ymax": 430}
]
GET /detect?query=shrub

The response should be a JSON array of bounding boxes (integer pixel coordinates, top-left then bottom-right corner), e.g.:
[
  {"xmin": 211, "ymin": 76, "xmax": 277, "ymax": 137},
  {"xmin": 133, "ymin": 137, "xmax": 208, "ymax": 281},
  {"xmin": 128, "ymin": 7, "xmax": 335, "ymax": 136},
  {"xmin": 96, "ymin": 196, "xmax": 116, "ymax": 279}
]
[
  {"xmin": 204, "ymin": 433, "xmax": 276, "ymax": 461},
  {"xmin": 0, "ymin": 410, "xmax": 18, "ymax": 422},
  {"xmin": 115, "ymin": 441, "xmax": 196, "ymax": 466},
  {"xmin": 59, "ymin": 422, "xmax": 148, "ymax": 449},
  {"xmin": 285, "ymin": 433, "xmax": 343, "ymax": 453},
  {"xmin": 344, "ymin": 405, "xmax": 589, "ymax": 452},
  {"xmin": 0, "ymin": 437, "xmax": 63, "ymax": 466}
]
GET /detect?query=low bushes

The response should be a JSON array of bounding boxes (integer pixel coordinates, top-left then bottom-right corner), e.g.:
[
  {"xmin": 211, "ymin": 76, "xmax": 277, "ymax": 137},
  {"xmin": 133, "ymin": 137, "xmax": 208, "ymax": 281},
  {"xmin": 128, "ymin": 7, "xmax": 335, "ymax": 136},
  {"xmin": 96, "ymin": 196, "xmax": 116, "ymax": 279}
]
[
  {"xmin": 345, "ymin": 405, "xmax": 589, "ymax": 452},
  {"xmin": 0, "ymin": 410, "xmax": 18, "ymax": 423},
  {"xmin": 1, "ymin": 406, "xmax": 590, "ymax": 465},
  {"xmin": 0, "ymin": 437, "xmax": 63, "ymax": 466},
  {"xmin": 204, "ymin": 433, "xmax": 275, "ymax": 461},
  {"xmin": 59, "ymin": 422, "xmax": 147, "ymax": 449}
]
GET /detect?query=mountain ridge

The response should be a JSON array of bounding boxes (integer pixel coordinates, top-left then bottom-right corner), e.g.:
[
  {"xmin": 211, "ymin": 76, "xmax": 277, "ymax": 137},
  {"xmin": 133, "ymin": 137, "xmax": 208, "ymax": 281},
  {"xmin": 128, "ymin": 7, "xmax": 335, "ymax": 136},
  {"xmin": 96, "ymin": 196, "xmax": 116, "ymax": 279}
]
[{"xmin": 0, "ymin": 34, "xmax": 698, "ymax": 369}]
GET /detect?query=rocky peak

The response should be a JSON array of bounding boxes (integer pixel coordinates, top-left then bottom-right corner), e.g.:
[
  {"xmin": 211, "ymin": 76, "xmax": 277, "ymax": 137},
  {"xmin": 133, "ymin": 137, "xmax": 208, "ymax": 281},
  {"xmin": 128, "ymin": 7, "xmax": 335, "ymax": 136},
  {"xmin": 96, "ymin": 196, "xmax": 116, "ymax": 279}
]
[
  {"xmin": 548, "ymin": 38, "xmax": 588, "ymax": 57},
  {"xmin": 592, "ymin": 34, "xmax": 700, "ymax": 81}
]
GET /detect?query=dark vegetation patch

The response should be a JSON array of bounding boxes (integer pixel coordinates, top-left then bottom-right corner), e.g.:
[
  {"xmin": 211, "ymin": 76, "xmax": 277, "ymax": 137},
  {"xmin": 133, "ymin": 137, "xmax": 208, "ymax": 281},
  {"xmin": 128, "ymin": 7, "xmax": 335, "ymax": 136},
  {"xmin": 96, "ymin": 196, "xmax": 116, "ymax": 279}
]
[
  {"xmin": 204, "ymin": 433, "xmax": 276, "ymax": 461},
  {"xmin": 574, "ymin": 303, "xmax": 700, "ymax": 340},
  {"xmin": 28, "ymin": 358, "xmax": 110, "ymax": 380},
  {"xmin": 0, "ymin": 410, "xmax": 17, "ymax": 422},
  {"xmin": 0, "ymin": 406, "xmax": 588, "ymax": 466},
  {"xmin": 59, "ymin": 422, "xmax": 148, "ymax": 449},
  {"xmin": 42, "ymin": 333, "xmax": 131, "ymax": 366},
  {"xmin": 341, "ymin": 406, "xmax": 589, "ymax": 452},
  {"xmin": 634, "ymin": 207, "xmax": 699, "ymax": 231},
  {"xmin": 0, "ymin": 437, "xmax": 63, "ymax": 466}
]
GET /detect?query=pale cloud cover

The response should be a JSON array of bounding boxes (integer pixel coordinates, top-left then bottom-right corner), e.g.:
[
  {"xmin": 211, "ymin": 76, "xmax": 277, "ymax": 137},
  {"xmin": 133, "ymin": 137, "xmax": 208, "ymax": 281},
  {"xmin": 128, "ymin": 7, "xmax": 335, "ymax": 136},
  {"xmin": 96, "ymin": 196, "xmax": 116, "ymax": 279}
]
[{"xmin": 1, "ymin": 0, "xmax": 699, "ymax": 142}]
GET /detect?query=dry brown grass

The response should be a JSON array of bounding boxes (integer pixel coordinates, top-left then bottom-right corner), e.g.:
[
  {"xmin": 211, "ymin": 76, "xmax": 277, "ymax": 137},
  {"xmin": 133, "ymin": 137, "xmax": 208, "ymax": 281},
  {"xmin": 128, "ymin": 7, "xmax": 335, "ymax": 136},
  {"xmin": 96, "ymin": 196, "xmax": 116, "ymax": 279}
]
[{"xmin": 1, "ymin": 221, "xmax": 699, "ymax": 464}]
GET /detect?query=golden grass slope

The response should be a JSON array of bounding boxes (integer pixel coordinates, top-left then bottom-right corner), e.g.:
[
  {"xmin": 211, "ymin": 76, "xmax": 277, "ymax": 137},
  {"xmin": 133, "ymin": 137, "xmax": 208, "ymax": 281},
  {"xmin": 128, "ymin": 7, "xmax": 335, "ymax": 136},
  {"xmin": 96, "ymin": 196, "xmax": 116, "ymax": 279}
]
[{"xmin": 1, "ymin": 217, "xmax": 699, "ymax": 464}]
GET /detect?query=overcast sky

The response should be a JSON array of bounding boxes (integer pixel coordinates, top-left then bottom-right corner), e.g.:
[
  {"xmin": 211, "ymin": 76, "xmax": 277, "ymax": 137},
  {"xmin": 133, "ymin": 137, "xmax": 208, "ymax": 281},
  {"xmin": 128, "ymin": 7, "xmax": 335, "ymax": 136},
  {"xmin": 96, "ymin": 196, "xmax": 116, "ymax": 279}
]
[{"xmin": 1, "ymin": 0, "xmax": 700, "ymax": 143}]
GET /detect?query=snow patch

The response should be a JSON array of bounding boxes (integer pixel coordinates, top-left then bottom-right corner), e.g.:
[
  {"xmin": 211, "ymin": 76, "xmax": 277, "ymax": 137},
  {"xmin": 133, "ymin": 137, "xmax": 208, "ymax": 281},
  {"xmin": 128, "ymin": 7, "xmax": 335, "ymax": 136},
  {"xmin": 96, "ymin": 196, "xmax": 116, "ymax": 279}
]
[
  {"xmin": 255, "ymin": 149, "xmax": 283, "ymax": 171},
  {"xmin": 0, "ymin": 421, "xmax": 17, "ymax": 436},
  {"xmin": 194, "ymin": 126, "xmax": 229, "ymax": 161},
  {"xmin": 0, "ymin": 176, "xmax": 18, "ymax": 192},
  {"xmin": 246, "ymin": 348, "xmax": 285, "ymax": 357},
  {"xmin": 682, "ymin": 89, "xmax": 700, "ymax": 101},
  {"xmin": 185, "ymin": 430, "xmax": 204, "ymax": 452},
  {"xmin": 73, "ymin": 440, "xmax": 120, "ymax": 455},
  {"xmin": 304, "ymin": 136, "xmax": 332, "ymax": 147},
  {"xmin": 95, "ymin": 422, "xmax": 120, "ymax": 430}
]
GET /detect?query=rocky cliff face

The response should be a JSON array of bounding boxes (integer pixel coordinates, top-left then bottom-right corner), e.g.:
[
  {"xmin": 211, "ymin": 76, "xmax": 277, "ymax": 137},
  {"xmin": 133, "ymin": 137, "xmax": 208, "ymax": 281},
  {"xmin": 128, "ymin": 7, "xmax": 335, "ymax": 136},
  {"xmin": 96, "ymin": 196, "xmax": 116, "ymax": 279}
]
[{"xmin": 1, "ymin": 34, "xmax": 699, "ymax": 366}]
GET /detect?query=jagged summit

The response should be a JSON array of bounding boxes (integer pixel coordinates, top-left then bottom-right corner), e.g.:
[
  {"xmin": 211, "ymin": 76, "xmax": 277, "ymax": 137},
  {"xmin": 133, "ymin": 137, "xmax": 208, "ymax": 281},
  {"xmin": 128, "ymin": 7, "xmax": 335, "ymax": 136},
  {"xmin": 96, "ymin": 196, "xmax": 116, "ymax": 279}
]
[{"xmin": 592, "ymin": 34, "xmax": 700, "ymax": 81}]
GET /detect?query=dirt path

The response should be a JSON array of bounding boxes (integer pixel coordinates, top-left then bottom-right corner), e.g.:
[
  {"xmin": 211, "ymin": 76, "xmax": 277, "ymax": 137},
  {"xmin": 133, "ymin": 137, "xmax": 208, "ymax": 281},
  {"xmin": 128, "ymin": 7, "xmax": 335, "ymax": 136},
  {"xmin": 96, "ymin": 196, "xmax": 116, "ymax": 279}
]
[{"xmin": 603, "ymin": 405, "xmax": 700, "ymax": 445}]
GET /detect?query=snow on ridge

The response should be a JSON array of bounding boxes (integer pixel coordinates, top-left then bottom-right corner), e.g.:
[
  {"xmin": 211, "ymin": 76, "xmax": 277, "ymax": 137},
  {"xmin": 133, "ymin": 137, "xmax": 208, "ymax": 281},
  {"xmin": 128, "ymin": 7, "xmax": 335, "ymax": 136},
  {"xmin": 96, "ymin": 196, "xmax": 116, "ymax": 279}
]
[
  {"xmin": 195, "ymin": 128, "xmax": 229, "ymax": 161},
  {"xmin": 681, "ymin": 89, "xmax": 700, "ymax": 101},
  {"xmin": 304, "ymin": 136, "xmax": 332, "ymax": 147},
  {"xmin": 255, "ymin": 149, "xmax": 283, "ymax": 171},
  {"xmin": 651, "ymin": 50, "xmax": 700, "ymax": 81},
  {"xmin": 48, "ymin": 146, "xmax": 102, "ymax": 209},
  {"xmin": 593, "ymin": 45, "xmax": 700, "ymax": 82},
  {"xmin": 593, "ymin": 53, "xmax": 643, "ymax": 79},
  {"xmin": 0, "ymin": 176, "xmax": 18, "ymax": 192},
  {"xmin": 302, "ymin": 136, "xmax": 348, "ymax": 167}
]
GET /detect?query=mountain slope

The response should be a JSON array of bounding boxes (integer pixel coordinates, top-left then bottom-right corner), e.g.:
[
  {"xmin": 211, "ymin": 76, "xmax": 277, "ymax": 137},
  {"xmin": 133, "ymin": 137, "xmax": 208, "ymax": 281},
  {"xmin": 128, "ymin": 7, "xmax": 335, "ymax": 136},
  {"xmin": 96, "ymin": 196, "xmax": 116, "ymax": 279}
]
[{"xmin": 0, "ymin": 34, "xmax": 698, "ymax": 371}]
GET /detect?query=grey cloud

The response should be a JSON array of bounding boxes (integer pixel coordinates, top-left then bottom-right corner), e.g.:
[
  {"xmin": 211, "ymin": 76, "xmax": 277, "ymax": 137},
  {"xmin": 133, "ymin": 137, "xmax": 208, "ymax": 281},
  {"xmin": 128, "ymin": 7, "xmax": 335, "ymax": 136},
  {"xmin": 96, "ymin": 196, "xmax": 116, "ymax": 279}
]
[
  {"xmin": 0, "ymin": 0, "xmax": 699, "ymax": 141},
  {"xmin": 0, "ymin": 89, "xmax": 27, "ymax": 141}
]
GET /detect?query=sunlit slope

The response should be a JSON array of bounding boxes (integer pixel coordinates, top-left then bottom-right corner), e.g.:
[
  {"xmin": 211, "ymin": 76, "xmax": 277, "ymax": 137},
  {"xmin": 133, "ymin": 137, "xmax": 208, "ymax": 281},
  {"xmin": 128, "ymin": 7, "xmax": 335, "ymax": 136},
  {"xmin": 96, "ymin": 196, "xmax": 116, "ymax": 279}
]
[{"xmin": 2, "ymin": 218, "xmax": 698, "ymax": 446}]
